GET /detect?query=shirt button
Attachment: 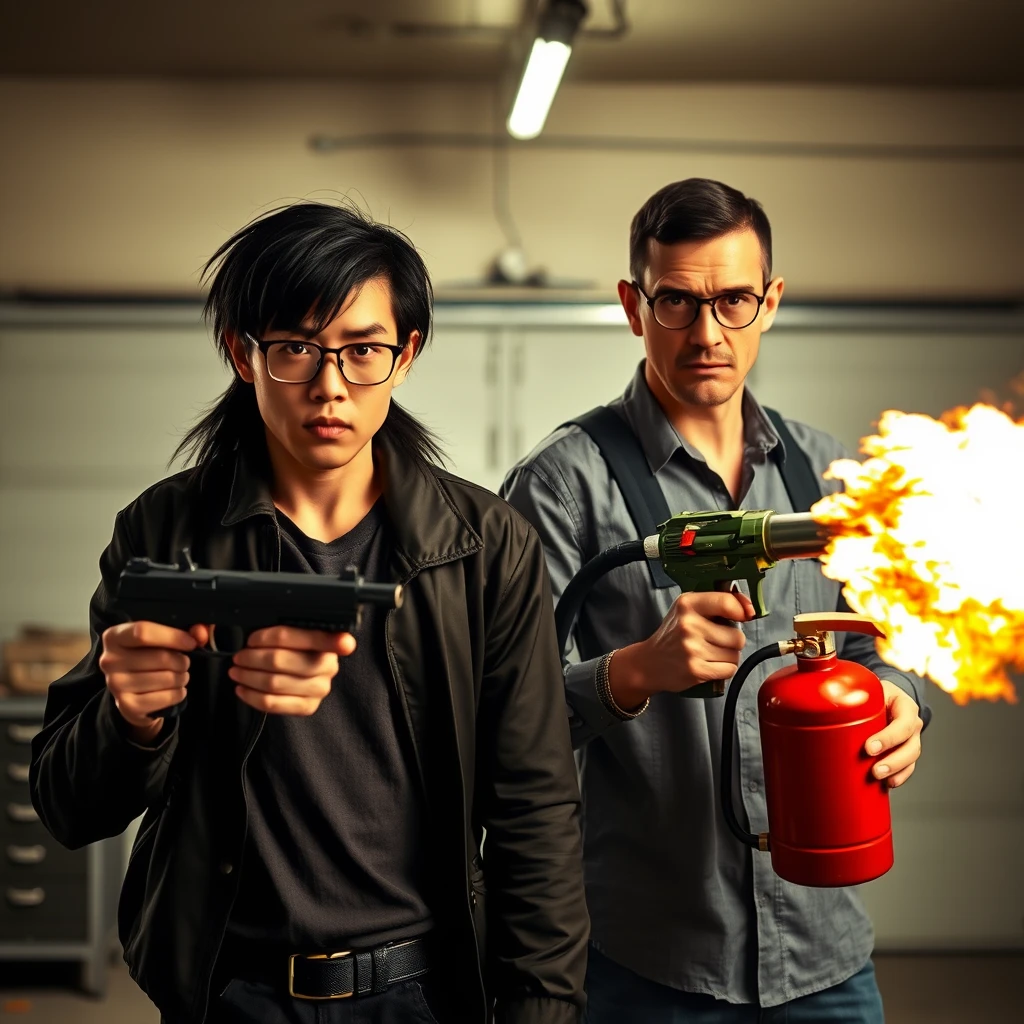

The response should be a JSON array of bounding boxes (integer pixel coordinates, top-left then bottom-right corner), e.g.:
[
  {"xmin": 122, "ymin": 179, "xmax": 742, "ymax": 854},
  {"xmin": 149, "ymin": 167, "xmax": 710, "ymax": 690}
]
[
  {"xmin": 219, "ymin": 861, "xmax": 234, "ymax": 875},
  {"xmin": 747, "ymin": 781, "xmax": 759, "ymax": 793}
]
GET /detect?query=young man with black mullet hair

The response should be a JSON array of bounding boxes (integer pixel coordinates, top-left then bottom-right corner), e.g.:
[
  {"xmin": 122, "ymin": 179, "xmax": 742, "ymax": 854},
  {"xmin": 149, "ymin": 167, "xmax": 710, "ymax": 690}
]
[{"xmin": 31, "ymin": 201, "xmax": 588, "ymax": 1024}]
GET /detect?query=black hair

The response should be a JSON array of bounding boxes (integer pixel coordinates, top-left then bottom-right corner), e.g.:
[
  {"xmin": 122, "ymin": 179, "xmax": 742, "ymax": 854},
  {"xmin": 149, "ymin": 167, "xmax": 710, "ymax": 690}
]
[
  {"xmin": 629, "ymin": 178, "xmax": 773, "ymax": 286},
  {"xmin": 174, "ymin": 200, "xmax": 446, "ymax": 481}
]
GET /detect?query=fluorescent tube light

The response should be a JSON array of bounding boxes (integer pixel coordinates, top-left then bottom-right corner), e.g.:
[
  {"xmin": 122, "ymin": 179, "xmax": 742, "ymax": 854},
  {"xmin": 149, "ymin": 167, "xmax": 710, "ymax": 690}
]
[{"xmin": 506, "ymin": 0, "xmax": 587, "ymax": 141}]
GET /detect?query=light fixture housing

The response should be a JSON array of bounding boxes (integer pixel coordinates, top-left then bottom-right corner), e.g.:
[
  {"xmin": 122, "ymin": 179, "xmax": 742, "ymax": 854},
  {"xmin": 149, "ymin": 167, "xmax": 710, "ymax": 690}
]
[{"xmin": 507, "ymin": 0, "xmax": 588, "ymax": 140}]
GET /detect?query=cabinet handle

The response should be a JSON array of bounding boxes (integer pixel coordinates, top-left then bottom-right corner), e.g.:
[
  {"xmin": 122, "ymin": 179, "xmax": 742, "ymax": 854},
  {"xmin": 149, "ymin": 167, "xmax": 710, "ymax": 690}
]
[
  {"xmin": 7, "ymin": 763, "xmax": 30, "ymax": 784},
  {"xmin": 6, "ymin": 887, "xmax": 45, "ymax": 908},
  {"xmin": 6, "ymin": 802, "xmax": 39, "ymax": 823},
  {"xmin": 7, "ymin": 844, "xmax": 47, "ymax": 865},
  {"xmin": 7, "ymin": 724, "xmax": 40, "ymax": 744}
]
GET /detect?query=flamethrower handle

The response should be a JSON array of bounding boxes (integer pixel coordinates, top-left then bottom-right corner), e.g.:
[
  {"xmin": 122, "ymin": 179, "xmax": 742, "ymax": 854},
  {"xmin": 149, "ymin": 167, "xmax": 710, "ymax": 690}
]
[
  {"xmin": 682, "ymin": 580, "xmax": 744, "ymax": 700},
  {"xmin": 720, "ymin": 641, "xmax": 790, "ymax": 850}
]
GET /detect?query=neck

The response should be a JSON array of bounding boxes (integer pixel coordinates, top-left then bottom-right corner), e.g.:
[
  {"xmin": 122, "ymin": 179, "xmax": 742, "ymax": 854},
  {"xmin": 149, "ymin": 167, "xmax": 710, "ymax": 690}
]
[
  {"xmin": 266, "ymin": 434, "xmax": 381, "ymax": 543},
  {"xmin": 673, "ymin": 397, "xmax": 745, "ymax": 465},
  {"xmin": 645, "ymin": 365, "xmax": 747, "ymax": 502}
]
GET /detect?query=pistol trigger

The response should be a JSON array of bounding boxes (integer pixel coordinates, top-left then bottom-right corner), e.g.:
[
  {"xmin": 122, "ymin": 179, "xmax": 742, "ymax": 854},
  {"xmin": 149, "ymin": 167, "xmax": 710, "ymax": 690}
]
[{"xmin": 208, "ymin": 624, "xmax": 247, "ymax": 655}]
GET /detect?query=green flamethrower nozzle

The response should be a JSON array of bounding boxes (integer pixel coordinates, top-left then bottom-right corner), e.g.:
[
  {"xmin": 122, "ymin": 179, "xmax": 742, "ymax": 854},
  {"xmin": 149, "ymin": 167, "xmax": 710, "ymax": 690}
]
[{"xmin": 645, "ymin": 509, "xmax": 832, "ymax": 618}]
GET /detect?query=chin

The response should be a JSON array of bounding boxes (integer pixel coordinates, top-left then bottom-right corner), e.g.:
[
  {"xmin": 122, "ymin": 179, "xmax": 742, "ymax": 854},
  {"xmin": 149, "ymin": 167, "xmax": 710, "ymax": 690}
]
[
  {"xmin": 676, "ymin": 382, "xmax": 737, "ymax": 407},
  {"xmin": 286, "ymin": 437, "xmax": 362, "ymax": 473}
]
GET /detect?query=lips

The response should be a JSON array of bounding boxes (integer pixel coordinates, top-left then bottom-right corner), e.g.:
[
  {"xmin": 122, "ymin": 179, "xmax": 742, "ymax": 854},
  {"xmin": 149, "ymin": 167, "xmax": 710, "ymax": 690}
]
[
  {"xmin": 304, "ymin": 418, "xmax": 352, "ymax": 440},
  {"xmin": 304, "ymin": 417, "xmax": 351, "ymax": 428}
]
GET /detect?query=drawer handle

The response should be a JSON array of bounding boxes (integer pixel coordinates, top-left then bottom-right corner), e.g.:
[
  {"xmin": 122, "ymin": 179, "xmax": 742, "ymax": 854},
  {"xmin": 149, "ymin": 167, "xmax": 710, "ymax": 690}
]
[
  {"xmin": 6, "ymin": 802, "xmax": 39, "ymax": 823},
  {"xmin": 6, "ymin": 886, "xmax": 46, "ymax": 908},
  {"xmin": 7, "ymin": 844, "xmax": 47, "ymax": 865},
  {"xmin": 7, "ymin": 763, "xmax": 30, "ymax": 784},
  {"xmin": 6, "ymin": 724, "xmax": 40, "ymax": 744}
]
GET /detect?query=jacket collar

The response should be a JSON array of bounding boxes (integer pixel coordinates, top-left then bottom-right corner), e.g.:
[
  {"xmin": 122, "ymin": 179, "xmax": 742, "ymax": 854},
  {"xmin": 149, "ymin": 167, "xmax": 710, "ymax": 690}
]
[{"xmin": 219, "ymin": 436, "xmax": 481, "ymax": 574}]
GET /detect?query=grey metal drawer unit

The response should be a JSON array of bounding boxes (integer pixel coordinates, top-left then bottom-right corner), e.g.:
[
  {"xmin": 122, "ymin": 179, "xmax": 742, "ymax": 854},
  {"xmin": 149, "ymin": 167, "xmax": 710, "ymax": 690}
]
[{"xmin": 0, "ymin": 697, "xmax": 122, "ymax": 995}]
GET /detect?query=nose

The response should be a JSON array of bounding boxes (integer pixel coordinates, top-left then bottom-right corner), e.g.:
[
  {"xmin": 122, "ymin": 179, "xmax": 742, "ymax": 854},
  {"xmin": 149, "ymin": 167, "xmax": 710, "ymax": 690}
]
[
  {"xmin": 686, "ymin": 303, "xmax": 726, "ymax": 349},
  {"xmin": 310, "ymin": 351, "xmax": 350, "ymax": 402}
]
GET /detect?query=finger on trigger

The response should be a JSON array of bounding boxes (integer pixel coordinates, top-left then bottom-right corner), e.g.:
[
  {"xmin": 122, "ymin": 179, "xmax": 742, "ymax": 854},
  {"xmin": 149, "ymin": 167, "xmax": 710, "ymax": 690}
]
[
  {"xmin": 189, "ymin": 623, "xmax": 212, "ymax": 646},
  {"xmin": 126, "ymin": 620, "xmax": 199, "ymax": 651}
]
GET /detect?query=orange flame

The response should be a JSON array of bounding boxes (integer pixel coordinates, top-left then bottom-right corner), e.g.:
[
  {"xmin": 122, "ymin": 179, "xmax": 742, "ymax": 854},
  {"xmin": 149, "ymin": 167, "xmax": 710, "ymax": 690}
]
[{"xmin": 812, "ymin": 403, "xmax": 1024, "ymax": 704}]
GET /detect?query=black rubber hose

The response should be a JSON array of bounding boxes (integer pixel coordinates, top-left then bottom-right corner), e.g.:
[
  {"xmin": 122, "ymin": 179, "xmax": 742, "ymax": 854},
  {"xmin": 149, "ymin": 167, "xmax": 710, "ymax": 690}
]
[
  {"xmin": 555, "ymin": 540, "xmax": 646, "ymax": 656},
  {"xmin": 720, "ymin": 642, "xmax": 787, "ymax": 849}
]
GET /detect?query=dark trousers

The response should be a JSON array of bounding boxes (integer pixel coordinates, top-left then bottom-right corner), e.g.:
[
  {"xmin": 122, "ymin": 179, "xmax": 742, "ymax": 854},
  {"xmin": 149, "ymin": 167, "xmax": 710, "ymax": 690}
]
[
  {"xmin": 162, "ymin": 975, "xmax": 442, "ymax": 1024},
  {"xmin": 584, "ymin": 945, "xmax": 884, "ymax": 1024}
]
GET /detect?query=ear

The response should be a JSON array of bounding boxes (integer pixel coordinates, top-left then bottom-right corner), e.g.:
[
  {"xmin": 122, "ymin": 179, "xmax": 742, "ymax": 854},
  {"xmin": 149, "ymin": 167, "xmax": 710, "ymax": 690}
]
[
  {"xmin": 225, "ymin": 331, "xmax": 255, "ymax": 383},
  {"xmin": 760, "ymin": 277, "xmax": 785, "ymax": 334},
  {"xmin": 617, "ymin": 279, "xmax": 644, "ymax": 338},
  {"xmin": 392, "ymin": 330, "xmax": 420, "ymax": 387}
]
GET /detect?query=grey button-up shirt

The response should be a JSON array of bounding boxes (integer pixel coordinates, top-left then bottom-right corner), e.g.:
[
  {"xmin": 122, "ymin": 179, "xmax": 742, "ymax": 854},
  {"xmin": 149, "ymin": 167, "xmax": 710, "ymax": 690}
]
[{"xmin": 501, "ymin": 361, "xmax": 924, "ymax": 1007}]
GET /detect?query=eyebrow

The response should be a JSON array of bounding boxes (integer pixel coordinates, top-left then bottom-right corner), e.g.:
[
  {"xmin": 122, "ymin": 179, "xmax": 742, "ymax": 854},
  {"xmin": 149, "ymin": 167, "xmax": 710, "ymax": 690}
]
[
  {"xmin": 653, "ymin": 284, "xmax": 759, "ymax": 297},
  {"xmin": 272, "ymin": 322, "xmax": 390, "ymax": 341}
]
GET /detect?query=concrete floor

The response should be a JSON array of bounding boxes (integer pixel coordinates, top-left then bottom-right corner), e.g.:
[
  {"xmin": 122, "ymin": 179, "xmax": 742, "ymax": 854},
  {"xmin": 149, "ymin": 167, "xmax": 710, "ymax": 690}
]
[{"xmin": 0, "ymin": 954, "xmax": 1021, "ymax": 1022}]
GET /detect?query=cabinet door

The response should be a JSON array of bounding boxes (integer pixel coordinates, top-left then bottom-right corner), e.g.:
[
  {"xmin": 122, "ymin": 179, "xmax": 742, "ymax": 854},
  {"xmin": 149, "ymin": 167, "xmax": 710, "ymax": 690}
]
[
  {"xmin": 506, "ymin": 326, "xmax": 646, "ymax": 468},
  {"xmin": 397, "ymin": 328, "xmax": 504, "ymax": 492}
]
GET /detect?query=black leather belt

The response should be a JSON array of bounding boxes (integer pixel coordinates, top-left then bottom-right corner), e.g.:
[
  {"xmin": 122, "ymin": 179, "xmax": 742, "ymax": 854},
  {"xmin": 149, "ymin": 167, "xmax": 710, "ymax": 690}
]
[{"xmin": 220, "ymin": 936, "xmax": 431, "ymax": 1001}]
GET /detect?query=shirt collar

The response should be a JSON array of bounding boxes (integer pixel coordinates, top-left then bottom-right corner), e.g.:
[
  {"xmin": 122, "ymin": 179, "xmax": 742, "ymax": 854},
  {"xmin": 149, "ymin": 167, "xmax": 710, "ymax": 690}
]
[{"xmin": 618, "ymin": 360, "xmax": 782, "ymax": 473}]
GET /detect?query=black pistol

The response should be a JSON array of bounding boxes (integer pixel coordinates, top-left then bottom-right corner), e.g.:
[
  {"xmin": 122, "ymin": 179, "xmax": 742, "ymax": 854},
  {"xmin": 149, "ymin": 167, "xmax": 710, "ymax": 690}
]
[{"xmin": 112, "ymin": 548, "xmax": 404, "ymax": 718}]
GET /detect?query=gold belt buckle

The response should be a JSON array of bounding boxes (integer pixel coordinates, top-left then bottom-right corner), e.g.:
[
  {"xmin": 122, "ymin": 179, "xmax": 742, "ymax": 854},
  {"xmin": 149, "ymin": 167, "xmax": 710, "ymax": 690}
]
[{"xmin": 288, "ymin": 950, "xmax": 354, "ymax": 1000}]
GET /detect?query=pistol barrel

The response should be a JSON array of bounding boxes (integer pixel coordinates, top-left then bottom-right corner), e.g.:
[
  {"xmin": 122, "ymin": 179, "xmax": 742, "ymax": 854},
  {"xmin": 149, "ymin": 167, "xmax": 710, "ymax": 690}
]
[
  {"xmin": 763, "ymin": 512, "xmax": 833, "ymax": 561},
  {"xmin": 355, "ymin": 581, "xmax": 404, "ymax": 609}
]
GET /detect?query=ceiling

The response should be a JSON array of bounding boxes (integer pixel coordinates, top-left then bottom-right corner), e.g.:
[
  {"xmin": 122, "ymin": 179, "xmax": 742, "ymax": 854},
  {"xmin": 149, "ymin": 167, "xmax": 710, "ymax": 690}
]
[{"xmin": 1, "ymin": 0, "xmax": 1022, "ymax": 88}]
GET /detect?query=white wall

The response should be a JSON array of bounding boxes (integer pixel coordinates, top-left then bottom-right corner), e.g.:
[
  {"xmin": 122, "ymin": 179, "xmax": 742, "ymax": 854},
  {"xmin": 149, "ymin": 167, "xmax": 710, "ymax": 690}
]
[{"xmin": 1, "ymin": 78, "xmax": 1022, "ymax": 297}]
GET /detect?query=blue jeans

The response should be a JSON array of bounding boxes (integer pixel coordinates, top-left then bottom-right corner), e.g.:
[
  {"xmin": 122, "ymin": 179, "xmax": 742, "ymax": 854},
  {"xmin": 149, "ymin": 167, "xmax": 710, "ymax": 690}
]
[{"xmin": 585, "ymin": 945, "xmax": 884, "ymax": 1024}]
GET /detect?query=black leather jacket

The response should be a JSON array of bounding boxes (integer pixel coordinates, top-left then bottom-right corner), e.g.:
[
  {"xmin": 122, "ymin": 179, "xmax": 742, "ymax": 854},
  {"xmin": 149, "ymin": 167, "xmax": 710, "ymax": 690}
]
[{"xmin": 30, "ymin": 438, "xmax": 588, "ymax": 1023}]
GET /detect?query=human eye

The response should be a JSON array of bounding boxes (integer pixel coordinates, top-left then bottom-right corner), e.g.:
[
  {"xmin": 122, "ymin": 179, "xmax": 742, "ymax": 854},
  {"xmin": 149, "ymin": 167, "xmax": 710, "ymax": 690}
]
[
  {"xmin": 274, "ymin": 340, "xmax": 312, "ymax": 356},
  {"xmin": 347, "ymin": 343, "xmax": 384, "ymax": 360}
]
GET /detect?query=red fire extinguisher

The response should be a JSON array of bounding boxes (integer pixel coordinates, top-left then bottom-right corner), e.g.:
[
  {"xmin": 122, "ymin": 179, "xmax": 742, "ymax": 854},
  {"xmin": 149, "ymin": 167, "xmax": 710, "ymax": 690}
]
[{"xmin": 721, "ymin": 612, "xmax": 895, "ymax": 887}]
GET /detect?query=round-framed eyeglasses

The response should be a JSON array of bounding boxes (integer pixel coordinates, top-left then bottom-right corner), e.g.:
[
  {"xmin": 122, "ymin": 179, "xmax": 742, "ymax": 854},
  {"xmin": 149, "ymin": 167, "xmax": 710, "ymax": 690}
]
[
  {"xmin": 246, "ymin": 334, "xmax": 406, "ymax": 386},
  {"xmin": 632, "ymin": 282, "xmax": 768, "ymax": 331}
]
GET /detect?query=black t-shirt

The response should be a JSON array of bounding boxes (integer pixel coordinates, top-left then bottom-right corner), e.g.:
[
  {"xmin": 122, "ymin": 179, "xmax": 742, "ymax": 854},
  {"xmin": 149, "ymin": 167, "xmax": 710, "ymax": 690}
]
[{"xmin": 224, "ymin": 500, "xmax": 433, "ymax": 949}]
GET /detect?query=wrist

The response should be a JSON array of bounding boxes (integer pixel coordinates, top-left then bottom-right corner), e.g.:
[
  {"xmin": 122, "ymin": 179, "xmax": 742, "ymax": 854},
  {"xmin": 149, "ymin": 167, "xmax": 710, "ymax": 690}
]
[
  {"xmin": 607, "ymin": 643, "xmax": 653, "ymax": 711},
  {"xmin": 124, "ymin": 716, "xmax": 164, "ymax": 746},
  {"xmin": 598, "ymin": 647, "xmax": 650, "ymax": 720}
]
